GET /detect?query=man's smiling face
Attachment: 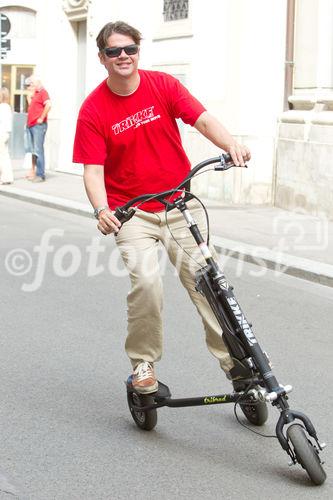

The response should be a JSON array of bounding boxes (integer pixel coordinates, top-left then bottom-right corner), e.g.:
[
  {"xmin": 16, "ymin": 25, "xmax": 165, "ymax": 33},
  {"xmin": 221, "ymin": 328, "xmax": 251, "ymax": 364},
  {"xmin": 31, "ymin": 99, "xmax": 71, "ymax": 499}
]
[{"xmin": 99, "ymin": 33, "xmax": 140, "ymax": 79}]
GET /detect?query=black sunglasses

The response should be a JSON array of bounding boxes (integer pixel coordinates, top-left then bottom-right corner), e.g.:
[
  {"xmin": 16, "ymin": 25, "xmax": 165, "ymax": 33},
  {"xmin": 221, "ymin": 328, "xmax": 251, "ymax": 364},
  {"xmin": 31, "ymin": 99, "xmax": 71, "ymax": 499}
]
[{"xmin": 103, "ymin": 44, "xmax": 139, "ymax": 58}]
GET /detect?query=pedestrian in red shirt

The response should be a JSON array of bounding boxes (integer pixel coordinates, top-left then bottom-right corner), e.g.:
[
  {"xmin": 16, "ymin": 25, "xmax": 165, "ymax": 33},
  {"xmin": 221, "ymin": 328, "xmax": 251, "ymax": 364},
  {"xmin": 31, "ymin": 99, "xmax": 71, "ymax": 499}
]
[
  {"xmin": 25, "ymin": 76, "xmax": 51, "ymax": 182},
  {"xmin": 73, "ymin": 21, "xmax": 250, "ymax": 393}
]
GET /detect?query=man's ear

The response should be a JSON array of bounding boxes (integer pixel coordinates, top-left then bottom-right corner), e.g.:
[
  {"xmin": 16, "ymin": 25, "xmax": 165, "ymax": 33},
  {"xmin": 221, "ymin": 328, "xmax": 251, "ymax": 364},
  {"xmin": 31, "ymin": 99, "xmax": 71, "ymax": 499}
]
[{"xmin": 98, "ymin": 52, "xmax": 105, "ymax": 66}]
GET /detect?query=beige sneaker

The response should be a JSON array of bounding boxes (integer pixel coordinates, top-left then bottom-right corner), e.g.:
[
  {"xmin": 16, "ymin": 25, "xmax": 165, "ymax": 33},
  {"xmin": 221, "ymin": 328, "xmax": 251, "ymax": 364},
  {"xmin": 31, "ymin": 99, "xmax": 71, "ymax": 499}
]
[{"xmin": 132, "ymin": 362, "xmax": 158, "ymax": 394}]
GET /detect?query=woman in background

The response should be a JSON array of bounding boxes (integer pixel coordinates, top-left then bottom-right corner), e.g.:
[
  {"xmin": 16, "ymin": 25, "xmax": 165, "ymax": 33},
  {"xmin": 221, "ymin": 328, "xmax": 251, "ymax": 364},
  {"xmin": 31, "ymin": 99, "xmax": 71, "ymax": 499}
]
[{"xmin": 0, "ymin": 87, "xmax": 13, "ymax": 185}]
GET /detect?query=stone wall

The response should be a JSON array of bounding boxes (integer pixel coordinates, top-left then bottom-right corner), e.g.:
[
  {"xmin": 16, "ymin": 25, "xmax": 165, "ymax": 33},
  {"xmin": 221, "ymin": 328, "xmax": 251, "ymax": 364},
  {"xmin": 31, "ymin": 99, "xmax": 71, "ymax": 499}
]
[{"xmin": 276, "ymin": 98, "xmax": 333, "ymax": 220}]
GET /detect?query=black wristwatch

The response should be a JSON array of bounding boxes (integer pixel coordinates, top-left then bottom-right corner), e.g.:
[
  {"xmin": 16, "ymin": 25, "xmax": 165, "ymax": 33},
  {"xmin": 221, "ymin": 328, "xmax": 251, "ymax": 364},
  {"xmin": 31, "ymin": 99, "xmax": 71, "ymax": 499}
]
[{"xmin": 93, "ymin": 205, "xmax": 109, "ymax": 219}]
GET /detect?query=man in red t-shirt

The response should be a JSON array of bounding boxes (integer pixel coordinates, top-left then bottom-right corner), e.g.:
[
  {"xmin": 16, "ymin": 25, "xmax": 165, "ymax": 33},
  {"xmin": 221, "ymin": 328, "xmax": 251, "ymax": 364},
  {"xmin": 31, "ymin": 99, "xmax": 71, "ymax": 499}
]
[
  {"xmin": 73, "ymin": 21, "xmax": 250, "ymax": 394},
  {"xmin": 25, "ymin": 76, "xmax": 51, "ymax": 182}
]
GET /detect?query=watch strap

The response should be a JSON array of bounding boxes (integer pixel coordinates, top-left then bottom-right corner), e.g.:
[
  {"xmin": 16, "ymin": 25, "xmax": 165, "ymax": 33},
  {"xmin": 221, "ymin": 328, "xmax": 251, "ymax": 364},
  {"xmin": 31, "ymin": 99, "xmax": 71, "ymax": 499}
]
[{"xmin": 94, "ymin": 205, "xmax": 109, "ymax": 219}]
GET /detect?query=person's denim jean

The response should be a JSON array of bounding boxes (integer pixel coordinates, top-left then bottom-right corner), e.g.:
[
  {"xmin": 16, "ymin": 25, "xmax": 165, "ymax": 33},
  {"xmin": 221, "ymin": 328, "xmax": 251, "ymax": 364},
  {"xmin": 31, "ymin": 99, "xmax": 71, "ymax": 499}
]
[{"xmin": 26, "ymin": 123, "xmax": 48, "ymax": 178}]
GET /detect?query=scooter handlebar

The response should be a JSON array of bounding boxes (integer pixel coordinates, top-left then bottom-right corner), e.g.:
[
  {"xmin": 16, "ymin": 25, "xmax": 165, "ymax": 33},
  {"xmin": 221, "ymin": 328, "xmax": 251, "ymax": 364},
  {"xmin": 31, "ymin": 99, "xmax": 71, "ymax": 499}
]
[{"xmin": 113, "ymin": 153, "xmax": 246, "ymax": 221}]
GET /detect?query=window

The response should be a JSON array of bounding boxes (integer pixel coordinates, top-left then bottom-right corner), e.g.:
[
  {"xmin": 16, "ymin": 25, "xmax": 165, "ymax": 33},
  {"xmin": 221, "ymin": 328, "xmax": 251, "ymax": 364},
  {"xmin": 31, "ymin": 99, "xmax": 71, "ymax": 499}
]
[
  {"xmin": 0, "ymin": 6, "xmax": 35, "ymax": 38},
  {"xmin": 1, "ymin": 65, "xmax": 35, "ymax": 112},
  {"xmin": 163, "ymin": 0, "xmax": 189, "ymax": 22}
]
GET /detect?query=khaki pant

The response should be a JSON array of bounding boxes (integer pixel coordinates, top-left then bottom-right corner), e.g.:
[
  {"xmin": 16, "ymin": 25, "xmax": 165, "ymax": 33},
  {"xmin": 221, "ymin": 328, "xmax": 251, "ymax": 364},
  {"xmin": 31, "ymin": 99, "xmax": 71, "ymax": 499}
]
[{"xmin": 115, "ymin": 201, "xmax": 233, "ymax": 373}]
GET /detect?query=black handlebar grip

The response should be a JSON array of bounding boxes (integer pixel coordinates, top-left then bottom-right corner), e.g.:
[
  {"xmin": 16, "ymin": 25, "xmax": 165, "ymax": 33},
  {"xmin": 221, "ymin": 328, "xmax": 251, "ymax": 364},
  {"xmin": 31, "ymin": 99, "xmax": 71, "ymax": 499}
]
[
  {"xmin": 113, "ymin": 207, "xmax": 136, "ymax": 225},
  {"xmin": 214, "ymin": 153, "xmax": 236, "ymax": 171}
]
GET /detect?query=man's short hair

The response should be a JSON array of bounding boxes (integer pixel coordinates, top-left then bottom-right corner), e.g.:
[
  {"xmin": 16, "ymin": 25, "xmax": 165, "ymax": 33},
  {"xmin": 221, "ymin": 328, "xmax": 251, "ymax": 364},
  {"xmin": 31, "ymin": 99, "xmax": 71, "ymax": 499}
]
[{"xmin": 96, "ymin": 21, "xmax": 142, "ymax": 51}]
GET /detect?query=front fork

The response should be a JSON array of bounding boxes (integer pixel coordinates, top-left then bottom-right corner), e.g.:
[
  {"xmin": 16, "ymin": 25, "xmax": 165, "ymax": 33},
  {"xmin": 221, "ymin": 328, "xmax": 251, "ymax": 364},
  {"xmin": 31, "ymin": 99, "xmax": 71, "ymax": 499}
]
[{"xmin": 274, "ymin": 396, "xmax": 326, "ymax": 459}]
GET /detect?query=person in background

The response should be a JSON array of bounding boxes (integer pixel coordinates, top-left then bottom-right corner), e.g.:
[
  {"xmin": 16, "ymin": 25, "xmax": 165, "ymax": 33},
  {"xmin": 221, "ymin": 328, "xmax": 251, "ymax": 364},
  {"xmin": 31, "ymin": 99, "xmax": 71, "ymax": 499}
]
[
  {"xmin": 25, "ymin": 75, "xmax": 51, "ymax": 182},
  {"xmin": 0, "ymin": 87, "xmax": 14, "ymax": 185}
]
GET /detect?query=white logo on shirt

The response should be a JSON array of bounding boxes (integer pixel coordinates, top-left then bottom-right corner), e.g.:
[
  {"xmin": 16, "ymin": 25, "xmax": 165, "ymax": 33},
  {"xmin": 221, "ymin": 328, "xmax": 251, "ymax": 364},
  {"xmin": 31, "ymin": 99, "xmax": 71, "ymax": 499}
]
[{"xmin": 112, "ymin": 106, "xmax": 161, "ymax": 135}]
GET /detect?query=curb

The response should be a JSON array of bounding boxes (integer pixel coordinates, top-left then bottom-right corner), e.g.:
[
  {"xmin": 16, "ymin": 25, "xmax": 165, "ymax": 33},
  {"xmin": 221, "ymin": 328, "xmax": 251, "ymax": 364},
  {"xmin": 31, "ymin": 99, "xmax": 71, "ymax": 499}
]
[
  {"xmin": 212, "ymin": 236, "xmax": 333, "ymax": 288},
  {"xmin": 1, "ymin": 187, "xmax": 332, "ymax": 288},
  {"xmin": 0, "ymin": 186, "xmax": 91, "ymax": 218}
]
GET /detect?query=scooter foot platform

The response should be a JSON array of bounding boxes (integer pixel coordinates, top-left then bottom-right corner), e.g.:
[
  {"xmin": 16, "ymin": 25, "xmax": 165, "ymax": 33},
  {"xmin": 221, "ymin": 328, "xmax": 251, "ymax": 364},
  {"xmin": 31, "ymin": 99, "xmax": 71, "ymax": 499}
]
[
  {"xmin": 126, "ymin": 376, "xmax": 171, "ymax": 399},
  {"xmin": 155, "ymin": 381, "xmax": 171, "ymax": 400}
]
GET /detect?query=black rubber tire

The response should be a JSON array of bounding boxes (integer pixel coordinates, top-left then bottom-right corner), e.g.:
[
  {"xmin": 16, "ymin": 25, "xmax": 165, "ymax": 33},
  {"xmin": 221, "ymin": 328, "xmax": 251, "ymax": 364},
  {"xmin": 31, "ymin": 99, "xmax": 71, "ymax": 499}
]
[
  {"xmin": 127, "ymin": 391, "xmax": 157, "ymax": 431},
  {"xmin": 238, "ymin": 399, "xmax": 268, "ymax": 426},
  {"xmin": 287, "ymin": 424, "xmax": 326, "ymax": 485}
]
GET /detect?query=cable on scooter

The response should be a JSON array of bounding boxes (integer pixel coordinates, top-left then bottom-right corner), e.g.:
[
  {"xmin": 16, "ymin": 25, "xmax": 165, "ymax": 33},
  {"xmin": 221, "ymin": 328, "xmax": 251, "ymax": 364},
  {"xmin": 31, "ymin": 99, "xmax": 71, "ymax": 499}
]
[
  {"xmin": 233, "ymin": 379, "xmax": 277, "ymax": 439},
  {"xmin": 164, "ymin": 189, "xmax": 211, "ymax": 268},
  {"xmin": 162, "ymin": 168, "xmax": 217, "ymax": 267}
]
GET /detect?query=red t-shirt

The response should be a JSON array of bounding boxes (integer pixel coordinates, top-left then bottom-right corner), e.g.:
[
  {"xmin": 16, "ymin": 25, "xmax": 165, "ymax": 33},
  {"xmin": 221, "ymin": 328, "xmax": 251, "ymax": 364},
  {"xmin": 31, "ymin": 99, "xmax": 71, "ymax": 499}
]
[
  {"xmin": 72, "ymin": 70, "xmax": 206, "ymax": 212},
  {"xmin": 27, "ymin": 88, "xmax": 50, "ymax": 127}
]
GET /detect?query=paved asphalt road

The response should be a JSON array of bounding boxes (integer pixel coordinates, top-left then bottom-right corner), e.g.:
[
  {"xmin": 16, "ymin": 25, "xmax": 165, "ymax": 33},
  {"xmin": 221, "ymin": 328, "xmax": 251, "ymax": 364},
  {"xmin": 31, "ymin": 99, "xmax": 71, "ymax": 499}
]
[{"xmin": 1, "ymin": 197, "xmax": 332, "ymax": 500}]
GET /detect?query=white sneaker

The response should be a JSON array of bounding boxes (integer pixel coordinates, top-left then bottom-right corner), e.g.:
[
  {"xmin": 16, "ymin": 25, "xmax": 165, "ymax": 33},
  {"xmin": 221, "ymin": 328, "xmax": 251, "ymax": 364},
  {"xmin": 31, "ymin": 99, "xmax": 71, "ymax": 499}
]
[{"xmin": 132, "ymin": 362, "xmax": 158, "ymax": 394}]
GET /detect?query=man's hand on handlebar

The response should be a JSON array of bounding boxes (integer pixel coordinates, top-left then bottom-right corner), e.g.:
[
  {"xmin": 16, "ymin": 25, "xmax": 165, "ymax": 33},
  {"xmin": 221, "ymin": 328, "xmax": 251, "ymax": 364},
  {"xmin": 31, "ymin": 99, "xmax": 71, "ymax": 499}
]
[
  {"xmin": 227, "ymin": 142, "xmax": 251, "ymax": 167},
  {"xmin": 97, "ymin": 209, "xmax": 122, "ymax": 235}
]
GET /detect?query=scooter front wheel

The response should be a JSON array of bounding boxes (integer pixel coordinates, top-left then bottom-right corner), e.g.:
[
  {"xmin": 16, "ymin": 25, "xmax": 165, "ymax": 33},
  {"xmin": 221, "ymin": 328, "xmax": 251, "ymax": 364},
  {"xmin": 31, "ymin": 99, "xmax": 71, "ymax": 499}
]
[
  {"xmin": 287, "ymin": 423, "xmax": 326, "ymax": 485},
  {"xmin": 127, "ymin": 391, "xmax": 157, "ymax": 431}
]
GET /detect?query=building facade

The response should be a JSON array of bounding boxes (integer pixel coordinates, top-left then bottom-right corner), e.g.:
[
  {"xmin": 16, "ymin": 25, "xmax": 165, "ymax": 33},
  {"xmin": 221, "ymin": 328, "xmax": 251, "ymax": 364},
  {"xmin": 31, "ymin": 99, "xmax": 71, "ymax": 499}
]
[{"xmin": 0, "ymin": 0, "xmax": 332, "ymax": 218}]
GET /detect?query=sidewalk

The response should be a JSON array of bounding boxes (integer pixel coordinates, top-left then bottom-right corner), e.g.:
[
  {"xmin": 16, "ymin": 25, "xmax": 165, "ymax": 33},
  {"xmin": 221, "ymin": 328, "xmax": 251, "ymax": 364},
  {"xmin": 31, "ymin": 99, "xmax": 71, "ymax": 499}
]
[{"xmin": 1, "ymin": 169, "xmax": 333, "ymax": 287}]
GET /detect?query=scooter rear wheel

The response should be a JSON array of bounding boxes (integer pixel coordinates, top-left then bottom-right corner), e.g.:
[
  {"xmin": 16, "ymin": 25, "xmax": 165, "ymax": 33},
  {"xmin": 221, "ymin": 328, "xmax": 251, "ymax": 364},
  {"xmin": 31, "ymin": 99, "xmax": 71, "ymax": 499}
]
[
  {"xmin": 127, "ymin": 391, "xmax": 157, "ymax": 431},
  {"xmin": 234, "ymin": 383, "xmax": 268, "ymax": 426},
  {"xmin": 238, "ymin": 398, "xmax": 268, "ymax": 426},
  {"xmin": 287, "ymin": 423, "xmax": 326, "ymax": 485}
]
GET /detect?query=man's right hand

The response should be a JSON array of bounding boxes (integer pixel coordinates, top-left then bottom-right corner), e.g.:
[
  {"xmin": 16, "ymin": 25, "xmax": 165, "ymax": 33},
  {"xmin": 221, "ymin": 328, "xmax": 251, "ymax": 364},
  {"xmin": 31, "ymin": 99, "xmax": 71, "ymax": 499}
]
[{"xmin": 97, "ymin": 209, "xmax": 122, "ymax": 235}]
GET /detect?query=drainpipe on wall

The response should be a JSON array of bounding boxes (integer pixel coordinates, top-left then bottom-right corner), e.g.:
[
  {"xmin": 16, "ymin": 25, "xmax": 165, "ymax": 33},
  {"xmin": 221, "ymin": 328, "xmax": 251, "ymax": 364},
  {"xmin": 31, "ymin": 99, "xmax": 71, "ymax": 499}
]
[
  {"xmin": 284, "ymin": 0, "xmax": 296, "ymax": 110},
  {"xmin": 273, "ymin": 0, "xmax": 296, "ymax": 207}
]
